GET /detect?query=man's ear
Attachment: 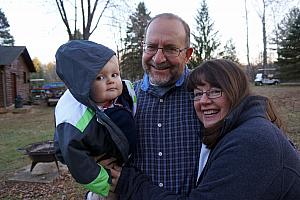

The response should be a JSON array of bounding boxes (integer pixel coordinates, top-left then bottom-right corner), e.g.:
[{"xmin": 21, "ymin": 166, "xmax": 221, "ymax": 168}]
[{"xmin": 185, "ymin": 47, "xmax": 193, "ymax": 63}]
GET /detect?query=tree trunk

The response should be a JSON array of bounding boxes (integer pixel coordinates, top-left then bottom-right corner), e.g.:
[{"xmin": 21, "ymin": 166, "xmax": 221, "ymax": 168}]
[{"xmin": 262, "ymin": 0, "xmax": 268, "ymax": 71}]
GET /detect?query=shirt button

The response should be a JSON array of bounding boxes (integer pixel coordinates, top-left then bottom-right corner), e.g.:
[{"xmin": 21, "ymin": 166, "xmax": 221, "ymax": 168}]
[
  {"xmin": 157, "ymin": 123, "xmax": 162, "ymax": 127},
  {"xmin": 159, "ymin": 99, "xmax": 164, "ymax": 103},
  {"xmin": 158, "ymin": 152, "xmax": 163, "ymax": 156},
  {"xmin": 159, "ymin": 183, "xmax": 163, "ymax": 187}
]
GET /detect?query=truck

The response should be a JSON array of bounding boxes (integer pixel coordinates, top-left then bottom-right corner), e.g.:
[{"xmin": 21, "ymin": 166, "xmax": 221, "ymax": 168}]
[
  {"xmin": 42, "ymin": 82, "xmax": 66, "ymax": 106},
  {"xmin": 29, "ymin": 79, "xmax": 46, "ymax": 103},
  {"xmin": 254, "ymin": 68, "xmax": 280, "ymax": 86}
]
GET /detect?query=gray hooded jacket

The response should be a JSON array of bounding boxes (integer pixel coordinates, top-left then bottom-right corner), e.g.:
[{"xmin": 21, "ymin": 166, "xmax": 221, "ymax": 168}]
[{"xmin": 54, "ymin": 40, "xmax": 136, "ymax": 196}]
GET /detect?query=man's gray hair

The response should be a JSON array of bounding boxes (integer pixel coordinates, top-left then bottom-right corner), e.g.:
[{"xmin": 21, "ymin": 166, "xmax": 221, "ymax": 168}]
[{"xmin": 144, "ymin": 13, "xmax": 191, "ymax": 47}]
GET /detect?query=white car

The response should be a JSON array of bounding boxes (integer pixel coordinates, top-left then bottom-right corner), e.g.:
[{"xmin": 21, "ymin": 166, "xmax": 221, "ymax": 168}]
[{"xmin": 254, "ymin": 73, "xmax": 280, "ymax": 86}]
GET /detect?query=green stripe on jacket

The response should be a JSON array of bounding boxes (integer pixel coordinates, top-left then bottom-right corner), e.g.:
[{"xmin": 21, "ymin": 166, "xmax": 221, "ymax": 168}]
[
  {"xmin": 84, "ymin": 165, "xmax": 111, "ymax": 196},
  {"xmin": 76, "ymin": 108, "xmax": 95, "ymax": 132}
]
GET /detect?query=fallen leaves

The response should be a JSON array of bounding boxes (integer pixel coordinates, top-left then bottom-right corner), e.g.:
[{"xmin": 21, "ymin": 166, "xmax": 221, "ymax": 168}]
[{"xmin": 0, "ymin": 171, "xmax": 86, "ymax": 199}]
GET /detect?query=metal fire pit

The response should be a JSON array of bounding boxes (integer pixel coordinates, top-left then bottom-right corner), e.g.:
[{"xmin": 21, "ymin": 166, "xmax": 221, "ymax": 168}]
[{"xmin": 17, "ymin": 140, "xmax": 59, "ymax": 172}]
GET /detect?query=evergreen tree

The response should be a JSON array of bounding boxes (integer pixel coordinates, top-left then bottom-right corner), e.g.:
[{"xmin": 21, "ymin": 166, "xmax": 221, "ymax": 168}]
[
  {"xmin": 120, "ymin": 2, "xmax": 151, "ymax": 81},
  {"xmin": 219, "ymin": 39, "xmax": 239, "ymax": 63},
  {"xmin": 73, "ymin": 29, "xmax": 83, "ymax": 40},
  {"xmin": 0, "ymin": 9, "xmax": 14, "ymax": 46},
  {"xmin": 190, "ymin": 0, "xmax": 220, "ymax": 68},
  {"xmin": 276, "ymin": 7, "xmax": 300, "ymax": 81}
]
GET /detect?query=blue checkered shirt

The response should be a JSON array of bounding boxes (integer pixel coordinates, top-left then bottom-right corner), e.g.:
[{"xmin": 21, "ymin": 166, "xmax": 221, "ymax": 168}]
[{"xmin": 131, "ymin": 67, "xmax": 202, "ymax": 195}]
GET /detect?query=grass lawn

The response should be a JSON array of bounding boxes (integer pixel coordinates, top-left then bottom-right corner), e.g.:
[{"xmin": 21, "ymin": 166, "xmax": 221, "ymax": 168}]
[
  {"xmin": 0, "ymin": 104, "xmax": 86, "ymax": 199},
  {"xmin": 252, "ymin": 85, "xmax": 300, "ymax": 149},
  {"xmin": 0, "ymin": 85, "xmax": 299, "ymax": 198},
  {"xmin": 0, "ymin": 105, "xmax": 55, "ymax": 177},
  {"xmin": 0, "ymin": 86, "xmax": 299, "ymax": 176}
]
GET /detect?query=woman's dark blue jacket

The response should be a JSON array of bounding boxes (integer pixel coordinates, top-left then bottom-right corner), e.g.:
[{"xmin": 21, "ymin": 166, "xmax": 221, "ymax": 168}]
[{"xmin": 116, "ymin": 95, "xmax": 300, "ymax": 200}]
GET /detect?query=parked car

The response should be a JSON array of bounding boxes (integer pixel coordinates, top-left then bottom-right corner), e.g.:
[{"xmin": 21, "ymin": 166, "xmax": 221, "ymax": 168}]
[{"xmin": 42, "ymin": 82, "xmax": 66, "ymax": 106}]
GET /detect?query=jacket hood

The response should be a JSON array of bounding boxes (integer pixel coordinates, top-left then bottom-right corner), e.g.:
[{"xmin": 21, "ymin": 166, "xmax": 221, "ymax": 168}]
[{"xmin": 55, "ymin": 40, "xmax": 115, "ymax": 107}]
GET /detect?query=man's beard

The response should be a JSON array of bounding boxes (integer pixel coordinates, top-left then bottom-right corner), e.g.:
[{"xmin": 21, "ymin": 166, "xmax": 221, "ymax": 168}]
[{"xmin": 143, "ymin": 60, "xmax": 181, "ymax": 86}]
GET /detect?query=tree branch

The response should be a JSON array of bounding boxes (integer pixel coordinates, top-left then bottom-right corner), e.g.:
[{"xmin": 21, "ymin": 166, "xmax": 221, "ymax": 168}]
[
  {"xmin": 55, "ymin": 0, "xmax": 73, "ymax": 40},
  {"xmin": 90, "ymin": 0, "xmax": 110, "ymax": 35}
]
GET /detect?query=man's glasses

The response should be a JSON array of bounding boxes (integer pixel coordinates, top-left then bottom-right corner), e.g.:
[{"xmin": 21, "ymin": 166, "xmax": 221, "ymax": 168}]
[
  {"xmin": 190, "ymin": 89, "xmax": 223, "ymax": 101},
  {"xmin": 143, "ymin": 43, "xmax": 188, "ymax": 58}
]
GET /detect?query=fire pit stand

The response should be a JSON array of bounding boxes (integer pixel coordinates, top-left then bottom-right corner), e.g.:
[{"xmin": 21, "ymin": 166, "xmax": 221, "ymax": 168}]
[{"xmin": 17, "ymin": 140, "xmax": 59, "ymax": 172}]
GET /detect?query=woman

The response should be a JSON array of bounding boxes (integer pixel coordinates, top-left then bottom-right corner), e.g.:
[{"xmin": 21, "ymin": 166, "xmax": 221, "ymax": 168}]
[{"xmin": 108, "ymin": 59, "xmax": 300, "ymax": 200}]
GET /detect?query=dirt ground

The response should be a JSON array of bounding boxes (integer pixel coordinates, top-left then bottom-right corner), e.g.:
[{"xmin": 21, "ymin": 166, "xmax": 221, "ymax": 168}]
[{"xmin": 0, "ymin": 170, "xmax": 86, "ymax": 199}]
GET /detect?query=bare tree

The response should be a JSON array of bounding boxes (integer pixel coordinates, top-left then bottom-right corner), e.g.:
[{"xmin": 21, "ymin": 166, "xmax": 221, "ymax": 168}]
[
  {"xmin": 262, "ymin": 0, "xmax": 268, "ymax": 69},
  {"xmin": 256, "ymin": 0, "xmax": 268, "ymax": 69},
  {"xmin": 254, "ymin": 0, "xmax": 293, "ymax": 70},
  {"xmin": 55, "ymin": 0, "xmax": 128, "ymax": 40},
  {"xmin": 244, "ymin": 0, "xmax": 251, "ymax": 67},
  {"xmin": 269, "ymin": 0, "xmax": 295, "ymax": 57}
]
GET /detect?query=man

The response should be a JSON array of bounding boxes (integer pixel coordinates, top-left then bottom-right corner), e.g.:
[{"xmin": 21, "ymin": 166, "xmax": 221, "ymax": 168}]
[{"xmin": 130, "ymin": 13, "xmax": 202, "ymax": 195}]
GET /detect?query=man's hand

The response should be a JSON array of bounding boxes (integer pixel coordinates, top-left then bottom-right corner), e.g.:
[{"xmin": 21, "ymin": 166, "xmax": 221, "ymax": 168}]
[
  {"xmin": 99, "ymin": 158, "xmax": 122, "ymax": 192},
  {"xmin": 110, "ymin": 165, "xmax": 122, "ymax": 192},
  {"xmin": 99, "ymin": 157, "xmax": 117, "ymax": 169}
]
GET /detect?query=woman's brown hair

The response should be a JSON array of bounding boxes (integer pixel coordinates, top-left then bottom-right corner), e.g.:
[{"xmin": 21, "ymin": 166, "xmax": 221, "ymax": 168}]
[
  {"xmin": 187, "ymin": 59, "xmax": 250, "ymax": 111},
  {"xmin": 187, "ymin": 59, "xmax": 285, "ymax": 148}
]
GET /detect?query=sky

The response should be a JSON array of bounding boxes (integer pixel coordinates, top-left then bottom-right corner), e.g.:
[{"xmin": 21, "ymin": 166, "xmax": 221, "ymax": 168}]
[{"xmin": 1, "ymin": 0, "xmax": 299, "ymax": 65}]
